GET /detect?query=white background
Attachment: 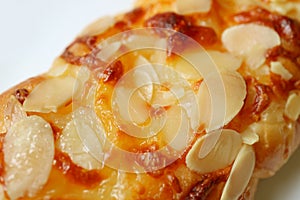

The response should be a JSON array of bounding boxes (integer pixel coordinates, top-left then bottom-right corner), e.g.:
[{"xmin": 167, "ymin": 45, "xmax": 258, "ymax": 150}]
[{"xmin": 0, "ymin": 0, "xmax": 299, "ymax": 199}]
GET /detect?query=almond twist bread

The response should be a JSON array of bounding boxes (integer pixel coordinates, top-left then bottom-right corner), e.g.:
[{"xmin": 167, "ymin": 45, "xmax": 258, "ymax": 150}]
[{"xmin": 0, "ymin": 0, "xmax": 300, "ymax": 199}]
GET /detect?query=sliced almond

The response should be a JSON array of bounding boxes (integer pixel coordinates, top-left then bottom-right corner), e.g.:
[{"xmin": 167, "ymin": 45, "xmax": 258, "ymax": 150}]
[
  {"xmin": 97, "ymin": 41, "xmax": 121, "ymax": 62},
  {"xmin": 4, "ymin": 96, "xmax": 27, "ymax": 131},
  {"xmin": 80, "ymin": 16, "xmax": 115, "ymax": 36},
  {"xmin": 56, "ymin": 120, "xmax": 102, "ymax": 170},
  {"xmin": 284, "ymin": 92, "xmax": 300, "ymax": 121},
  {"xmin": 4, "ymin": 116, "xmax": 54, "ymax": 199},
  {"xmin": 162, "ymin": 105, "xmax": 191, "ymax": 151},
  {"xmin": 270, "ymin": 61, "xmax": 293, "ymax": 80},
  {"xmin": 123, "ymin": 34, "xmax": 167, "ymax": 51},
  {"xmin": 207, "ymin": 51, "xmax": 242, "ymax": 71},
  {"xmin": 198, "ymin": 71, "xmax": 247, "ymax": 130},
  {"xmin": 23, "ymin": 76, "xmax": 76, "ymax": 113},
  {"xmin": 241, "ymin": 127, "xmax": 259, "ymax": 145},
  {"xmin": 222, "ymin": 23, "xmax": 280, "ymax": 69},
  {"xmin": 221, "ymin": 145, "xmax": 255, "ymax": 200},
  {"xmin": 47, "ymin": 64, "xmax": 68, "ymax": 77},
  {"xmin": 186, "ymin": 129, "xmax": 242, "ymax": 174},
  {"xmin": 176, "ymin": 0, "xmax": 212, "ymax": 14}
]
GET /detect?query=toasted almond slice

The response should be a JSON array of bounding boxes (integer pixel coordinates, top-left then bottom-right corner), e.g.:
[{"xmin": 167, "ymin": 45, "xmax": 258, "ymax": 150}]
[
  {"xmin": 270, "ymin": 61, "xmax": 293, "ymax": 80},
  {"xmin": 4, "ymin": 116, "xmax": 54, "ymax": 199},
  {"xmin": 241, "ymin": 127, "xmax": 259, "ymax": 145},
  {"xmin": 198, "ymin": 71, "xmax": 246, "ymax": 130},
  {"xmin": 97, "ymin": 41, "xmax": 121, "ymax": 62},
  {"xmin": 207, "ymin": 51, "xmax": 242, "ymax": 71},
  {"xmin": 152, "ymin": 90, "xmax": 178, "ymax": 107},
  {"xmin": 47, "ymin": 64, "xmax": 68, "ymax": 77},
  {"xmin": 4, "ymin": 96, "xmax": 27, "ymax": 131},
  {"xmin": 133, "ymin": 57, "xmax": 158, "ymax": 103},
  {"xmin": 284, "ymin": 92, "xmax": 300, "ymax": 121},
  {"xmin": 80, "ymin": 16, "xmax": 115, "ymax": 36},
  {"xmin": 222, "ymin": 71, "xmax": 247, "ymax": 124},
  {"xmin": 162, "ymin": 105, "xmax": 191, "ymax": 151},
  {"xmin": 222, "ymin": 23, "xmax": 280, "ymax": 69},
  {"xmin": 57, "ymin": 108, "xmax": 105, "ymax": 170},
  {"xmin": 23, "ymin": 76, "xmax": 76, "ymax": 113},
  {"xmin": 186, "ymin": 129, "xmax": 242, "ymax": 174},
  {"xmin": 123, "ymin": 34, "xmax": 167, "ymax": 50},
  {"xmin": 114, "ymin": 86, "xmax": 149, "ymax": 125},
  {"xmin": 176, "ymin": 0, "xmax": 212, "ymax": 14},
  {"xmin": 221, "ymin": 145, "xmax": 255, "ymax": 200},
  {"xmin": 172, "ymin": 56, "xmax": 203, "ymax": 81}
]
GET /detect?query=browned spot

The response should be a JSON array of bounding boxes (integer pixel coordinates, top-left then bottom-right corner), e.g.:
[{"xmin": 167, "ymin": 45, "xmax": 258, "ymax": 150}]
[
  {"xmin": 61, "ymin": 36, "xmax": 98, "ymax": 66},
  {"xmin": 185, "ymin": 167, "xmax": 231, "ymax": 200},
  {"xmin": 252, "ymin": 84, "xmax": 272, "ymax": 117},
  {"xmin": 124, "ymin": 7, "xmax": 146, "ymax": 25},
  {"xmin": 227, "ymin": 78, "xmax": 272, "ymax": 131},
  {"xmin": 54, "ymin": 150, "xmax": 102, "ymax": 187},
  {"xmin": 145, "ymin": 12, "xmax": 217, "ymax": 52},
  {"xmin": 14, "ymin": 88, "xmax": 29, "ymax": 104},
  {"xmin": 102, "ymin": 60, "xmax": 124, "ymax": 84},
  {"xmin": 145, "ymin": 12, "xmax": 190, "ymax": 32}
]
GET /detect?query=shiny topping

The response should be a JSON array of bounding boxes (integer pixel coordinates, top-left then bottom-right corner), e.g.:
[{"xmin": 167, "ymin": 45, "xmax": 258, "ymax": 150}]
[
  {"xmin": 270, "ymin": 61, "xmax": 293, "ymax": 80},
  {"xmin": 3, "ymin": 116, "xmax": 54, "ymax": 199},
  {"xmin": 186, "ymin": 129, "xmax": 242, "ymax": 174},
  {"xmin": 14, "ymin": 88, "xmax": 29, "ymax": 104},
  {"xmin": 47, "ymin": 64, "xmax": 68, "ymax": 77},
  {"xmin": 198, "ymin": 71, "xmax": 247, "ymax": 129},
  {"xmin": 284, "ymin": 92, "xmax": 300, "ymax": 120},
  {"xmin": 176, "ymin": 0, "xmax": 212, "ymax": 14},
  {"xmin": 23, "ymin": 76, "xmax": 76, "ymax": 113},
  {"xmin": 222, "ymin": 23, "xmax": 280, "ymax": 69},
  {"xmin": 220, "ymin": 145, "xmax": 255, "ymax": 200}
]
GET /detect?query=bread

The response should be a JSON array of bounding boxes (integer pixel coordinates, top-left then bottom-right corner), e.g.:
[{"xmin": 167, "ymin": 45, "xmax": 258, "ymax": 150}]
[{"xmin": 0, "ymin": 0, "xmax": 300, "ymax": 199}]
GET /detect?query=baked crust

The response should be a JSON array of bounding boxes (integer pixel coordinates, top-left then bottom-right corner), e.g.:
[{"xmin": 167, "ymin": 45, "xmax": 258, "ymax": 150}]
[{"xmin": 0, "ymin": 0, "xmax": 300, "ymax": 199}]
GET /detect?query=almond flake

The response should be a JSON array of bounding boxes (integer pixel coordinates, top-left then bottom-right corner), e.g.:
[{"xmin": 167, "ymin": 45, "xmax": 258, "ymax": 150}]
[
  {"xmin": 176, "ymin": 0, "xmax": 212, "ymax": 14},
  {"xmin": 23, "ymin": 76, "xmax": 76, "ymax": 113},
  {"xmin": 57, "ymin": 107, "xmax": 105, "ymax": 170},
  {"xmin": 4, "ymin": 116, "xmax": 54, "ymax": 199},
  {"xmin": 198, "ymin": 71, "xmax": 247, "ymax": 130},
  {"xmin": 270, "ymin": 61, "xmax": 293, "ymax": 80},
  {"xmin": 4, "ymin": 96, "xmax": 27, "ymax": 131},
  {"xmin": 241, "ymin": 127, "xmax": 259, "ymax": 145},
  {"xmin": 222, "ymin": 23, "xmax": 280, "ymax": 69},
  {"xmin": 47, "ymin": 64, "xmax": 68, "ymax": 77},
  {"xmin": 284, "ymin": 92, "xmax": 300, "ymax": 121},
  {"xmin": 221, "ymin": 145, "xmax": 255, "ymax": 200},
  {"xmin": 186, "ymin": 129, "xmax": 242, "ymax": 174}
]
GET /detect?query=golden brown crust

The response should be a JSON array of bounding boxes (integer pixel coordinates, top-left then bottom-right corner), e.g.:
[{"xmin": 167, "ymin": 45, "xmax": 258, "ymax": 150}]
[{"xmin": 0, "ymin": 0, "xmax": 300, "ymax": 199}]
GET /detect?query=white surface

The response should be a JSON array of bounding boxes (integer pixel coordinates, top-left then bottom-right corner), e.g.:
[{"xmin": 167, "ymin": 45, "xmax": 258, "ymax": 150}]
[{"xmin": 0, "ymin": 1, "xmax": 299, "ymax": 199}]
